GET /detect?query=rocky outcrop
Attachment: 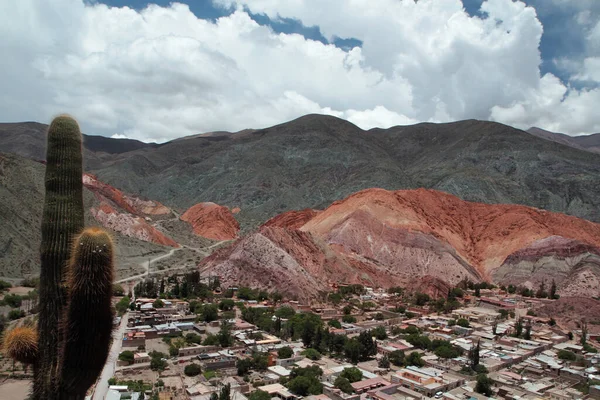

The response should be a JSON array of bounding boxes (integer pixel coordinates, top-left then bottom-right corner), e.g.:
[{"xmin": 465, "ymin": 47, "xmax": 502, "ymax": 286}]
[
  {"xmin": 91, "ymin": 204, "xmax": 179, "ymax": 248},
  {"xmin": 493, "ymin": 236, "xmax": 600, "ymax": 297},
  {"xmin": 83, "ymin": 174, "xmax": 170, "ymax": 216},
  {"xmin": 181, "ymin": 202, "xmax": 240, "ymax": 241},
  {"xmin": 200, "ymin": 188, "xmax": 600, "ymax": 301}
]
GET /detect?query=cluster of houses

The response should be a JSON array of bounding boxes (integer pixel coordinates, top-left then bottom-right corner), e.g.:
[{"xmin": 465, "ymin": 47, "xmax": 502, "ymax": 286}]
[{"xmin": 100, "ymin": 287, "xmax": 600, "ymax": 400}]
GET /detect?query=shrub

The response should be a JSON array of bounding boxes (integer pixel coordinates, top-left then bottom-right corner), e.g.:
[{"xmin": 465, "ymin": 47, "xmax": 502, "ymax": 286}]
[{"xmin": 184, "ymin": 363, "xmax": 202, "ymax": 377}]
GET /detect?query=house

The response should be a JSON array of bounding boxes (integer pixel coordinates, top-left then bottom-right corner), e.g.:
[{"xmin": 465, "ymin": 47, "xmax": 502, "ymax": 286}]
[
  {"xmin": 133, "ymin": 352, "xmax": 149, "ymax": 364},
  {"xmin": 256, "ymin": 383, "xmax": 298, "ymax": 400},
  {"xmin": 391, "ymin": 366, "xmax": 464, "ymax": 398},
  {"xmin": 351, "ymin": 377, "xmax": 390, "ymax": 394}
]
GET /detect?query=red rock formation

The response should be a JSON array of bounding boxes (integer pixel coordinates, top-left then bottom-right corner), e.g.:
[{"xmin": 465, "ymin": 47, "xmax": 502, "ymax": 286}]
[
  {"xmin": 231, "ymin": 207, "xmax": 241, "ymax": 214},
  {"xmin": 200, "ymin": 188, "xmax": 600, "ymax": 301},
  {"xmin": 91, "ymin": 203, "xmax": 179, "ymax": 247},
  {"xmin": 83, "ymin": 174, "xmax": 170, "ymax": 216},
  {"xmin": 302, "ymin": 188, "xmax": 600, "ymax": 277},
  {"xmin": 181, "ymin": 202, "xmax": 240, "ymax": 241},
  {"xmin": 263, "ymin": 209, "xmax": 321, "ymax": 230}
]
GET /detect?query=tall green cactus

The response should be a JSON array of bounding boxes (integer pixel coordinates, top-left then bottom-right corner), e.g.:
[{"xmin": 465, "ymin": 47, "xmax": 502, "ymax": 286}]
[
  {"xmin": 36, "ymin": 115, "xmax": 85, "ymax": 398},
  {"xmin": 29, "ymin": 115, "xmax": 115, "ymax": 400}
]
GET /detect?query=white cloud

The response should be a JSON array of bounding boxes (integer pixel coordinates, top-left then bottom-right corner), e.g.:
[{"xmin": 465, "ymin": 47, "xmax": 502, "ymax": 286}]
[{"xmin": 0, "ymin": 0, "xmax": 599, "ymax": 141}]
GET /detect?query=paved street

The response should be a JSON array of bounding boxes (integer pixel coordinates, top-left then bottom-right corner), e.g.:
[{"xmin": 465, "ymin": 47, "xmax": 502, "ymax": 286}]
[{"xmin": 93, "ymin": 313, "xmax": 128, "ymax": 400}]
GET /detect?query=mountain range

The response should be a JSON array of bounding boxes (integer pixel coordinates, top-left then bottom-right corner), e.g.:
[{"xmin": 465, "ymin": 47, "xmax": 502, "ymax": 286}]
[{"xmin": 1, "ymin": 115, "xmax": 600, "ymax": 299}]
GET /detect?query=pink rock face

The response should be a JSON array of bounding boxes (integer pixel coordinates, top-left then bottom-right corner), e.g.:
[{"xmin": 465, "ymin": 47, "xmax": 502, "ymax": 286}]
[
  {"xmin": 83, "ymin": 174, "xmax": 170, "ymax": 216},
  {"xmin": 302, "ymin": 188, "xmax": 600, "ymax": 277},
  {"xmin": 494, "ymin": 236, "xmax": 600, "ymax": 297},
  {"xmin": 200, "ymin": 188, "xmax": 600, "ymax": 301},
  {"xmin": 181, "ymin": 202, "xmax": 240, "ymax": 241},
  {"xmin": 91, "ymin": 204, "xmax": 179, "ymax": 248}
]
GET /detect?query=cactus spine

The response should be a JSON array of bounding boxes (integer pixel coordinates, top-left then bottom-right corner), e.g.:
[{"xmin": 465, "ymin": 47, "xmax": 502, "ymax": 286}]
[
  {"xmin": 29, "ymin": 115, "xmax": 115, "ymax": 400},
  {"xmin": 59, "ymin": 228, "xmax": 115, "ymax": 398}
]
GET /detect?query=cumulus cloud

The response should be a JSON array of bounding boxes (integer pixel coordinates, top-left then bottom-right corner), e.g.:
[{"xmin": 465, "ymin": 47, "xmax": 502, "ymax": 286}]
[{"xmin": 0, "ymin": 0, "xmax": 599, "ymax": 142}]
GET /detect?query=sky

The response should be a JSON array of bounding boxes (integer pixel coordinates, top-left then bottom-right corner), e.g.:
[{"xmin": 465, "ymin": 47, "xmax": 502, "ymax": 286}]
[{"xmin": 0, "ymin": 0, "xmax": 599, "ymax": 143}]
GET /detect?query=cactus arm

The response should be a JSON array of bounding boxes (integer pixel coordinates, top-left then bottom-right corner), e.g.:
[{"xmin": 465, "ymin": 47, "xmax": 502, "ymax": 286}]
[{"xmin": 58, "ymin": 227, "xmax": 115, "ymax": 399}]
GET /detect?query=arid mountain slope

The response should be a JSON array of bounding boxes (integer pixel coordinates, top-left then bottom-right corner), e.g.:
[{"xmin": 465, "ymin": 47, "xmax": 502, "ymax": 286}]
[
  {"xmin": 0, "ymin": 153, "xmax": 169, "ymax": 278},
  {"xmin": 528, "ymin": 127, "xmax": 600, "ymax": 154},
  {"xmin": 2, "ymin": 116, "xmax": 600, "ymax": 228},
  {"xmin": 201, "ymin": 188, "xmax": 600, "ymax": 301},
  {"xmin": 0, "ymin": 153, "xmax": 229, "ymax": 278}
]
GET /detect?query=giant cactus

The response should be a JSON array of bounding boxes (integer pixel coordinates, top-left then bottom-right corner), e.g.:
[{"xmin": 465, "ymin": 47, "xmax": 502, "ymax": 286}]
[{"xmin": 21, "ymin": 115, "xmax": 116, "ymax": 400}]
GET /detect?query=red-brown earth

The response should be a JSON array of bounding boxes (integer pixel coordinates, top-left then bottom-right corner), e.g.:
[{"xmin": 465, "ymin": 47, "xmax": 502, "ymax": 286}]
[
  {"xmin": 200, "ymin": 188, "xmax": 600, "ymax": 302},
  {"xmin": 181, "ymin": 202, "xmax": 240, "ymax": 241},
  {"xmin": 90, "ymin": 203, "xmax": 179, "ymax": 248},
  {"xmin": 83, "ymin": 174, "xmax": 179, "ymax": 247}
]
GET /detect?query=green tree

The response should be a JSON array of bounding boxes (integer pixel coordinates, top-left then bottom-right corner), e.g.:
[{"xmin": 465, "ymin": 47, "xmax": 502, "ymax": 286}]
[
  {"xmin": 524, "ymin": 322, "xmax": 532, "ymax": 340},
  {"xmin": 358, "ymin": 330, "xmax": 377, "ymax": 361},
  {"xmin": 405, "ymin": 352, "xmax": 424, "ymax": 367},
  {"xmin": 372, "ymin": 326, "xmax": 387, "ymax": 340},
  {"xmin": 184, "ymin": 363, "xmax": 202, "ymax": 377},
  {"xmin": 328, "ymin": 319, "xmax": 342, "ymax": 329},
  {"xmin": 378, "ymin": 355, "xmax": 390, "ymax": 369},
  {"xmin": 237, "ymin": 358, "xmax": 253, "ymax": 376},
  {"xmin": 302, "ymin": 348, "xmax": 322, "ymax": 360},
  {"xmin": 388, "ymin": 350, "xmax": 405, "ymax": 366},
  {"xmin": 8, "ymin": 309, "xmax": 25, "ymax": 320},
  {"xmin": 415, "ymin": 293, "xmax": 430, "ymax": 306},
  {"xmin": 149, "ymin": 351, "xmax": 167, "ymax": 371},
  {"xmin": 287, "ymin": 376, "xmax": 322, "ymax": 396},
  {"xmin": 344, "ymin": 338, "xmax": 361, "ymax": 364},
  {"xmin": 219, "ymin": 299, "xmax": 235, "ymax": 311},
  {"xmin": 278, "ymin": 346, "xmax": 294, "ymax": 359},
  {"xmin": 340, "ymin": 367, "xmax": 363, "ymax": 383},
  {"xmin": 475, "ymin": 374, "xmax": 493, "ymax": 397},
  {"xmin": 218, "ymin": 321, "xmax": 234, "ymax": 347},
  {"xmin": 249, "ymin": 390, "xmax": 271, "ymax": 400},
  {"xmin": 115, "ymin": 296, "xmax": 130, "ymax": 316},
  {"xmin": 0, "ymin": 280, "xmax": 12, "ymax": 292},
  {"xmin": 3, "ymin": 294, "xmax": 22, "ymax": 308},
  {"xmin": 342, "ymin": 315, "xmax": 356, "ymax": 323},
  {"xmin": 469, "ymin": 340, "xmax": 480, "ymax": 369},
  {"xmin": 334, "ymin": 376, "xmax": 354, "ymax": 394},
  {"xmin": 118, "ymin": 351, "xmax": 135, "ymax": 364},
  {"xmin": 558, "ymin": 350, "xmax": 577, "ymax": 361},
  {"xmin": 201, "ymin": 304, "xmax": 219, "ymax": 323},
  {"xmin": 514, "ymin": 318, "xmax": 523, "ymax": 338},
  {"xmin": 152, "ymin": 299, "xmax": 164, "ymax": 308},
  {"xmin": 185, "ymin": 333, "xmax": 202, "ymax": 345},
  {"xmin": 457, "ymin": 318, "xmax": 470, "ymax": 328}
]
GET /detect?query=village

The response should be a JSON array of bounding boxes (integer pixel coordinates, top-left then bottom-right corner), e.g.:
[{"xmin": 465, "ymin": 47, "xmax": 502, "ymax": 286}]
[{"xmin": 87, "ymin": 272, "xmax": 600, "ymax": 400}]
